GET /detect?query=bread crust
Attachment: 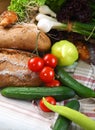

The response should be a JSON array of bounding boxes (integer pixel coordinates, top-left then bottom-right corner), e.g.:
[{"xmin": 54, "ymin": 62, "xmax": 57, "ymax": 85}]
[
  {"xmin": 0, "ymin": 23, "xmax": 51, "ymax": 51},
  {"xmin": 0, "ymin": 48, "xmax": 42, "ymax": 87}
]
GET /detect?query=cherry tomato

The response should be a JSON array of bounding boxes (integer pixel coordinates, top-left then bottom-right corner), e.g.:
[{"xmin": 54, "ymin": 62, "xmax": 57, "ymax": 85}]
[
  {"xmin": 39, "ymin": 66, "xmax": 55, "ymax": 83},
  {"xmin": 45, "ymin": 79, "xmax": 61, "ymax": 87},
  {"xmin": 39, "ymin": 96, "xmax": 56, "ymax": 112},
  {"xmin": 28, "ymin": 57, "xmax": 44, "ymax": 72},
  {"xmin": 43, "ymin": 54, "xmax": 58, "ymax": 68}
]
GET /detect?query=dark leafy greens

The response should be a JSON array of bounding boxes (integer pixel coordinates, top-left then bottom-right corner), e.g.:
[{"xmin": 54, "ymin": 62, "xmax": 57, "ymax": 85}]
[{"xmin": 45, "ymin": 0, "xmax": 66, "ymax": 13}]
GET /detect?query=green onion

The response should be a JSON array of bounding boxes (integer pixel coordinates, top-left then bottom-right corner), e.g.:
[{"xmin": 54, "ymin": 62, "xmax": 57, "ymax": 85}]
[
  {"xmin": 36, "ymin": 13, "xmax": 95, "ymax": 39},
  {"xmin": 57, "ymin": 21, "xmax": 95, "ymax": 39}
]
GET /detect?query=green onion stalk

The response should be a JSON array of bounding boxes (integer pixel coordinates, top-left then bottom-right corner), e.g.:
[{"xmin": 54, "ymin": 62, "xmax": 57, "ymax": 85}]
[{"xmin": 53, "ymin": 21, "xmax": 95, "ymax": 40}]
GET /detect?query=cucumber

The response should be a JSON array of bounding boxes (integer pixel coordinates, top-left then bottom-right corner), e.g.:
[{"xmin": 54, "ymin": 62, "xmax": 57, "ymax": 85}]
[
  {"xmin": 53, "ymin": 100, "xmax": 80, "ymax": 130},
  {"xmin": 1, "ymin": 86, "xmax": 75, "ymax": 101},
  {"xmin": 55, "ymin": 66, "xmax": 95, "ymax": 98}
]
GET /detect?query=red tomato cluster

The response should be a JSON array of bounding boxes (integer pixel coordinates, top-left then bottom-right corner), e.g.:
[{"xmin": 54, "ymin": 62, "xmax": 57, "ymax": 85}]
[
  {"xmin": 28, "ymin": 54, "xmax": 59, "ymax": 112},
  {"xmin": 28, "ymin": 54, "xmax": 60, "ymax": 87}
]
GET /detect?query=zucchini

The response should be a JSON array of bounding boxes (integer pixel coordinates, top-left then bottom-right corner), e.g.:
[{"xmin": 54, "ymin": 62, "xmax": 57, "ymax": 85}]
[
  {"xmin": 55, "ymin": 66, "xmax": 95, "ymax": 98},
  {"xmin": 1, "ymin": 86, "xmax": 75, "ymax": 101},
  {"xmin": 53, "ymin": 100, "xmax": 80, "ymax": 130}
]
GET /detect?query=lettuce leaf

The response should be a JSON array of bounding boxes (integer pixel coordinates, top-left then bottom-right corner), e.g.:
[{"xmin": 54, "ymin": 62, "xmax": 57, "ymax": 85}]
[
  {"xmin": 8, "ymin": 0, "xmax": 47, "ymax": 20},
  {"xmin": 8, "ymin": 0, "xmax": 66, "ymax": 21},
  {"xmin": 8, "ymin": 0, "xmax": 30, "ymax": 20}
]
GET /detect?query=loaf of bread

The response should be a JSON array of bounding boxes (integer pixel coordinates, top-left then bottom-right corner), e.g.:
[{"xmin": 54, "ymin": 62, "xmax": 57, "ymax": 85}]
[
  {"xmin": 0, "ymin": 48, "xmax": 42, "ymax": 87},
  {"xmin": 0, "ymin": 23, "xmax": 51, "ymax": 52}
]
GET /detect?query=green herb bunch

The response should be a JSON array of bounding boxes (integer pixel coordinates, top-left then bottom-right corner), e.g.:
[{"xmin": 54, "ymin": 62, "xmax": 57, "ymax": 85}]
[{"xmin": 8, "ymin": 0, "xmax": 46, "ymax": 21}]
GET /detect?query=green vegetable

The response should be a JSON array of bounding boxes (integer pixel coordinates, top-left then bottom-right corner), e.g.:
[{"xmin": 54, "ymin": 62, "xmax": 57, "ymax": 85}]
[
  {"xmin": 55, "ymin": 21, "xmax": 95, "ymax": 39},
  {"xmin": 39, "ymin": 5, "xmax": 56, "ymax": 17},
  {"xmin": 51, "ymin": 40, "xmax": 78, "ymax": 66},
  {"xmin": 43, "ymin": 97, "xmax": 95, "ymax": 130},
  {"xmin": 1, "ymin": 86, "xmax": 75, "ymax": 101},
  {"xmin": 56, "ymin": 66, "xmax": 95, "ymax": 98},
  {"xmin": 45, "ymin": 0, "xmax": 66, "ymax": 13},
  {"xmin": 8, "ymin": 0, "xmax": 29, "ymax": 20},
  {"xmin": 36, "ymin": 11, "xmax": 95, "ymax": 39},
  {"xmin": 8, "ymin": 0, "xmax": 95, "ymax": 39},
  {"xmin": 53, "ymin": 100, "xmax": 80, "ymax": 130},
  {"xmin": 8, "ymin": 0, "xmax": 46, "ymax": 21},
  {"xmin": 8, "ymin": 0, "xmax": 65, "ymax": 21},
  {"xmin": 89, "ymin": 0, "xmax": 95, "ymax": 12}
]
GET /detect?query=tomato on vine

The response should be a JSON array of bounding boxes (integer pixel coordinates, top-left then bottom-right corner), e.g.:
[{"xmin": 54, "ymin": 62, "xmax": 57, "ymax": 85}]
[
  {"xmin": 39, "ymin": 96, "xmax": 56, "ymax": 112},
  {"xmin": 28, "ymin": 57, "xmax": 44, "ymax": 72},
  {"xmin": 39, "ymin": 66, "xmax": 55, "ymax": 83},
  {"xmin": 43, "ymin": 54, "xmax": 58, "ymax": 68},
  {"xmin": 45, "ymin": 79, "xmax": 61, "ymax": 87}
]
